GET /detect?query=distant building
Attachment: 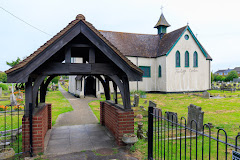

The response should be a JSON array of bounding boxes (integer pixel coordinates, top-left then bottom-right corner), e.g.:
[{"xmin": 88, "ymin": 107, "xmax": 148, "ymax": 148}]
[
  {"xmin": 215, "ymin": 68, "xmax": 232, "ymax": 76},
  {"xmin": 69, "ymin": 13, "xmax": 212, "ymax": 96},
  {"xmin": 233, "ymin": 67, "xmax": 240, "ymax": 76}
]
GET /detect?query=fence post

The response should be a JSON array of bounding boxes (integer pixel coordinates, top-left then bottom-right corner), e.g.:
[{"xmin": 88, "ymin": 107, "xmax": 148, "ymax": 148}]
[
  {"xmin": 29, "ymin": 103, "xmax": 33, "ymax": 157},
  {"xmin": 148, "ymin": 101, "xmax": 156, "ymax": 160}
]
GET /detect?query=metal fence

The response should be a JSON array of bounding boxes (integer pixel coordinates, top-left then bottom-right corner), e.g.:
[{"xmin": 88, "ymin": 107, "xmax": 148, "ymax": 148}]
[
  {"xmin": 148, "ymin": 101, "xmax": 240, "ymax": 160},
  {"xmin": 0, "ymin": 104, "xmax": 33, "ymax": 159}
]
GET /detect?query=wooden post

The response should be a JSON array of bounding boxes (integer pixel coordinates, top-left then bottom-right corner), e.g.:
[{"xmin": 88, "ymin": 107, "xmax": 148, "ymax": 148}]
[
  {"xmin": 105, "ymin": 77, "xmax": 111, "ymax": 100},
  {"xmin": 113, "ymin": 82, "xmax": 118, "ymax": 104},
  {"xmin": 40, "ymin": 82, "xmax": 45, "ymax": 103},
  {"xmin": 122, "ymin": 76, "xmax": 131, "ymax": 110},
  {"xmin": 25, "ymin": 78, "xmax": 33, "ymax": 116},
  {"xmin": 89, "ymin": 48, "xmax": 95, "ymax": 64}
]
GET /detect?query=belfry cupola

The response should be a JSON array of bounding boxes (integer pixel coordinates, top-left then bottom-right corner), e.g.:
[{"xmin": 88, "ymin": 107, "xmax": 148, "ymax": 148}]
[{"xmin": 154, "ymin": 13, "xmax": 170, "ymax": 36}]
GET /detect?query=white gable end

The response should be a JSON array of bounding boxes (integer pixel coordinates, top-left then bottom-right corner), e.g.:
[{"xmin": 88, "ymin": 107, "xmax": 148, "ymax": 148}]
[{"xmin": 166, "ymin": 29, "xmax": 211, "ymax": 92}]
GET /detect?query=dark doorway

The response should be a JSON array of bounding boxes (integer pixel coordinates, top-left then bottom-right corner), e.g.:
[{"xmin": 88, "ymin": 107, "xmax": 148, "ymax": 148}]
[{"xmin": 84, "ymin": 76, "xmax": 96, "ymax": 97}]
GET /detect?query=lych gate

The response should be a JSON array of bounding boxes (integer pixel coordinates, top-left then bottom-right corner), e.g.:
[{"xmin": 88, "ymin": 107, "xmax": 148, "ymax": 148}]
[{"xmin": 5, "ymin": 14, "xmax": 143, "ymax": 155}]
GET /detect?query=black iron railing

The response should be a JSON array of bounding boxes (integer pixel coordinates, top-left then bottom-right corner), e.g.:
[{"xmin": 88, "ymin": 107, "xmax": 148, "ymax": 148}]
[
  {"xmin": 148, "ymin": 101, "xmax": 240, "ymax": 160},
  {"xmin": 0, "ymin": 104, "xmax": 32, "ymax": 159}
]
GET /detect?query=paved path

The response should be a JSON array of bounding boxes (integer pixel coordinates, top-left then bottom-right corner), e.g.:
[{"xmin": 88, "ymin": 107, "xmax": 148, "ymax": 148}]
[
  {"xmin": 54, "ymin": 86, "xmax": 98, "ymax": 127},
  {"xmin": 45, "ymin": 86, "xmax": 116, "ymax": 156}
]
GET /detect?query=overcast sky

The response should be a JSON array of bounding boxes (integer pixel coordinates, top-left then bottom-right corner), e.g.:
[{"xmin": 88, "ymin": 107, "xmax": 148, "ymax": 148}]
[{"xmin": 0, "ymin": 0, "xmax": 240, "ymax": 72}]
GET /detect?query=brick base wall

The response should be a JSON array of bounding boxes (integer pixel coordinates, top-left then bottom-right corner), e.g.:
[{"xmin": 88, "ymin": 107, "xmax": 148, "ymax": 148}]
[
  {"xmin": 22, "ymin": 104, "xmax": 52, "ymax": 154},
  {"xmin": 100, "ymin": 101, "xmax": 134, "ymax": 146}
]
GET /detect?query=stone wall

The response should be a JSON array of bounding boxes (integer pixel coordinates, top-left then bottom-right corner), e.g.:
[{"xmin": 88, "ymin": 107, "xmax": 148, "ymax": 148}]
[
  {"xmin": 22, "ymin": 104, "xmax": 52, "ymax": 154},
  {"xmin": 100, "ymin": 101, "xmax": 134, "ymax": 145}
]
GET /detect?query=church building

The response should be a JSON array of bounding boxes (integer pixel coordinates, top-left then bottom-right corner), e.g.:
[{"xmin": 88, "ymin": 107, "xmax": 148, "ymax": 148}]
[{"xmin": 69, "ymin": 13, "xmax": 212, "ymax": 97}]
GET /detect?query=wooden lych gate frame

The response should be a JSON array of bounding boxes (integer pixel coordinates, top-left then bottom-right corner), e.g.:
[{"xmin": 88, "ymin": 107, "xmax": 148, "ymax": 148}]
[{"xmin": 5, "ymin": 14, "xmax": 143, "ymax": 115}]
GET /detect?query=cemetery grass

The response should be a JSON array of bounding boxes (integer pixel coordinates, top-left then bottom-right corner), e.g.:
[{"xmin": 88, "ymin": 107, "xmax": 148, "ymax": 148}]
[
  {"xmin": 0, "ymin": 90, "xmax": 73, "ymax": 155},
  {"xmin": 88, "ymin": 91, "xmax": 240, "ymax": 159},
  {"xmin": 46, "ymin": 90, "xmax": 73, "ymax": 125}
]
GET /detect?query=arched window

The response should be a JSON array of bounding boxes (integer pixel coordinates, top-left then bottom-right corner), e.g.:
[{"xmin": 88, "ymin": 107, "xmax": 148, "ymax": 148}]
[
  {"xmin": 193, "ymin": 51, "xmax": 198, "ymax": 67},
  {"xmin": 185, "ymin": 51, "xmax": 189, "ymax": 67},
  {"xmin": 158, "ymin": 65, "xmax": 162, "ymax": 77},
  {"xmin": 176, "ymin": 51, "xmax": 180, "ymax": 67}
]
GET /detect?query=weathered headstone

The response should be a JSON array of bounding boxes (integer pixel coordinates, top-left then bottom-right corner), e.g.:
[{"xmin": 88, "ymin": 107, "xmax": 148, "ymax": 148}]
[
  {"xmin": 133, "ymin": 94, "xmax": 139, "ymax": 107},
  {"xmin": 0, "ymin": 87, "xmax": 2, "ymax": 97},
  {"xmin": 166, "ymin": 111, "xmax": 178, "ymax": 126},
  {"xmin": 187, "ymin": 104, "xmax": 204, "ymax": 131},
  {"xmin": 202, "ymin": 91, "xmax": 210, "ymax": 99},
  {"xmin": 10, "ymin": 94, "xmax": 17, "ymax": 106}
]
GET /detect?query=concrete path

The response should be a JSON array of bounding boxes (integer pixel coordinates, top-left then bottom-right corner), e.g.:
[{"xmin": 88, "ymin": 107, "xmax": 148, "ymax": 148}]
[
  {"xmin": 54, "ymin": 86, "xmax": 98, "ymax": 127},
  {"xmin": 45, "ymin": 86, "xmax": 116, "ymax": 156}
]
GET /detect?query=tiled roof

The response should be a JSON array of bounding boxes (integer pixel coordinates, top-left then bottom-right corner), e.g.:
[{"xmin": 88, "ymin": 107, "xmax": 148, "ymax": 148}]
[
  {"xmin": 101, "ymin": 26, "xmax": 212, "ymax": 60},
  {"xmin": 100, "ymin": 31, "xmax": 160, "ymax": 58},
  {"xmin": 6, "ymin": 14, "xmax": 143, "ymax": 74},
  {"xmin": 157, "ymin": 26, "xmax": 187, "ymax": 57},
  {"xmin": 233, "ymin": 67, "xmax": 240, "ymax": 72}
]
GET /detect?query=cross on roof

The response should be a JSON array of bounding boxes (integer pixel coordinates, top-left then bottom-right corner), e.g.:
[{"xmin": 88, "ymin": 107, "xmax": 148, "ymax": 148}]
[{"xmin": 161, "ymin": 6, "xmax": 163, "ymax": 13}]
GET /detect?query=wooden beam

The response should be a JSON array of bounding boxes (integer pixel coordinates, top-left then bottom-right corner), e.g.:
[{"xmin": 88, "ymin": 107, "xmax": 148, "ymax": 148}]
[
  {"xmin": 68, "ymin": 44, "xmax": 92, "ymax": 48},
  {"xmin": 32, "ymin": 76, "xmax": 46, "ymax": 108},
  {"xmin": 108, "ymin": 75, "xmax": 125, "ymax": 108},
  {"xmin": 89, "ymin": 48, "xmax": 95, "ymax": 64},
  {"xmin": 65, "ymin": 47, "xmax": 71, "ymax": 64},
  {"xmin": 40, "ymin": 76, "xmax": 55, "ymax": 103},
  {"xmin": 25, "ymin": 78, "xmax": 33, "ymax": 116},
  {"xmin": 36, "ymin": 63, "xmax": 119, "ymax": 75},
  {"xmin": 95, "ymin": 75, "xmax": 110, "ymax": 100}
]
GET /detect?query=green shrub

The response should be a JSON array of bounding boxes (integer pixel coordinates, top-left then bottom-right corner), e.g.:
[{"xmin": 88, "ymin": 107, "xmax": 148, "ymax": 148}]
[{"xmin": 0, "ymin": 83, "xmax": 8, "ymax": 90}]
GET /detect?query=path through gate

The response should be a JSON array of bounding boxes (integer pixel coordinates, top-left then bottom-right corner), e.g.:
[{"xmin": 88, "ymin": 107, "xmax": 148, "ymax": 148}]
[{"xmin": 148, "ymin": 101, "xmax": 240, "ymax": 160}]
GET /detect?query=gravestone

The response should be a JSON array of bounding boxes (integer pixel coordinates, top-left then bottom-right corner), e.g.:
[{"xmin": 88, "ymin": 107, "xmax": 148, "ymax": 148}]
[
  {"xmin": 10, "ymin": 94, "xmax": 17, "ymax": 106},
  {"xmin": 202, "ymin": 91, "xmax": 210, "ymax": 99},
  {"xmin": 0, "ymin": 87, "xmax": 2, "ymax": 97},
  {"xmin": 133, "ymin": 94, "xmax": 139, "ymax": 107},
  {"xmin": 166, "ymin": 112, "xmax": 178, "ymax": 126},
  {"xmin": 187, "ymin": 104, "xmax": 204, "ymax": 131}
]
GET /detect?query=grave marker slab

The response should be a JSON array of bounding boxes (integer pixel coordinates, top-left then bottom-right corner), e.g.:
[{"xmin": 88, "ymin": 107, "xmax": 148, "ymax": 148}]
[{"xmin": 187, "ymin": 104, "xmax": 204, "ymax": 131}]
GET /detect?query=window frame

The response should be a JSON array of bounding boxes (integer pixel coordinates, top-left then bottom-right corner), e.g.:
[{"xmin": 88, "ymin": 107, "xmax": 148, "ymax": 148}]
[
  {"xmin": 176, "ymin": 51, "xmax": 181, "ymax": 67},
  {"xmin": 139, "ymin": 66, "xmax": 151, "ymax": 78},
  {"xmin": 185, "ymin": 51, "xmax": 189, "ymax": 67},
  {"xmin": 193, "ymin": 51, "xmax": 198, "ymax": 67},
  {"xmin": 158, "ymin": 65, "xmax": 162, "ymax": 77}
]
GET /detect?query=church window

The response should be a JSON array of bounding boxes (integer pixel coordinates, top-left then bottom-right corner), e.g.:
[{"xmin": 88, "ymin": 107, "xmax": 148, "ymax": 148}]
[
  {"xmin": 184, "ymin": 34, "xmax": 189, "ymax": 40},
  {"xmin": 158, "ymin": 65, "xmax": 162, "ymax": 77},
  {"xmin": 176, "ymin": 51, "xmax": 180, "ymax": 67},
  {"xmin": 185, "ymin": 51, "xmax": 189, "ymax": 67},
  {"xmin": 139, "ymin": 66, "xmax": 151, "ymax": 77},
  {"xmin": 193, "ymin": 51, "xmax": 198, "ymax": 67}
]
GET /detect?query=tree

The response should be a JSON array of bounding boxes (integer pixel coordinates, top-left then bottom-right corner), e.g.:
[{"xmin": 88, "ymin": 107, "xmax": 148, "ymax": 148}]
[
  {"xmin": 6, "ymin": 57, "xmax": 21, "ymax": 67},
  {"xmin": 0, "ymin": 72, "xmax": 7, "ymax": 83},
  {"xmin": 215, "ymin": 75, "xmax": 226, "ymax": 82},
  {"xmin": 225, "ymin": 70, "xmax": 239, "ymax": 82},
  {"xmin": 211, "ymin": 72, "xmax": 214, "ymax": 83},
  {"xmin": 51, "ymin": 76, "xmax": 60, "ymax": 84}
]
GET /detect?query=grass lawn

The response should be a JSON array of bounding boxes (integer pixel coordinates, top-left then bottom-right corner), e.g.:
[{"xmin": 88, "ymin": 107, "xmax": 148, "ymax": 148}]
[
  {"xmin": 89, "ymin": 90, "xmax": 240, "ymax": 159},
  {"xmin": 46, "ymin": 90, "xmax": 73, "ymax": 126}
]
